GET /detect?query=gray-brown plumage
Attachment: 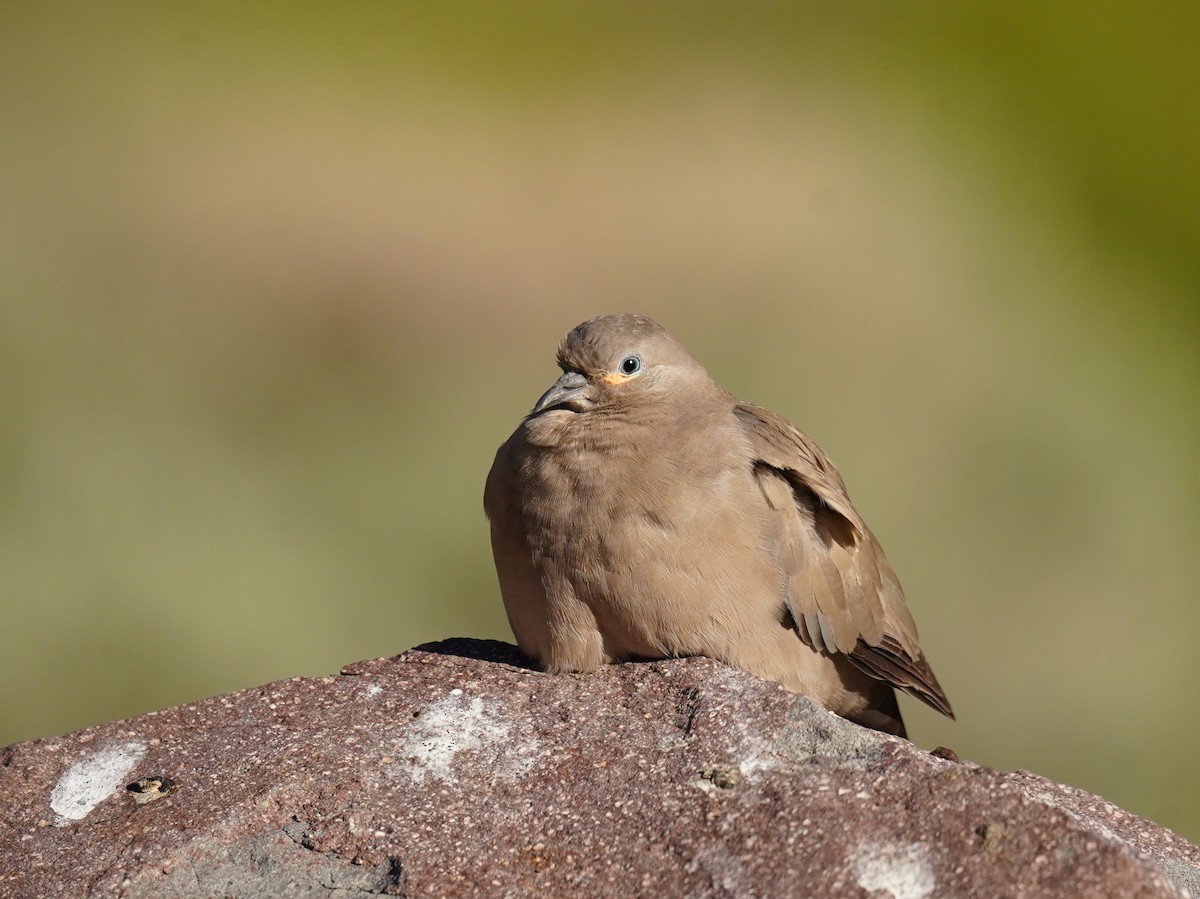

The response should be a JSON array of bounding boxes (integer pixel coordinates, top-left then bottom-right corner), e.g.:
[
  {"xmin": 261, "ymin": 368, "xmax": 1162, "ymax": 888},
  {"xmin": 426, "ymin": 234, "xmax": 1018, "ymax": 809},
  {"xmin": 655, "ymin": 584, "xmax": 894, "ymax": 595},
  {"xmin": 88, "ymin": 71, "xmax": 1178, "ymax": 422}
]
[{"xmin": 484, "ymin": 313, "xmax": 952, "ymax": 737}]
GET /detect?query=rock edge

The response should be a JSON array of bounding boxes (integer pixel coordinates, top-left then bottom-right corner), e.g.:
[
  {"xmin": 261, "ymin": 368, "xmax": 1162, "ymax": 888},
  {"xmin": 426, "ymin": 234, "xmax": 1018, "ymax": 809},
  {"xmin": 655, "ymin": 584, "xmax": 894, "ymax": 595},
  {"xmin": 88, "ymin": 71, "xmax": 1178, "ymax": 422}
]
[{"xmin": 2, "ymin": 638, "xmax": 1197, "ymax": 898}]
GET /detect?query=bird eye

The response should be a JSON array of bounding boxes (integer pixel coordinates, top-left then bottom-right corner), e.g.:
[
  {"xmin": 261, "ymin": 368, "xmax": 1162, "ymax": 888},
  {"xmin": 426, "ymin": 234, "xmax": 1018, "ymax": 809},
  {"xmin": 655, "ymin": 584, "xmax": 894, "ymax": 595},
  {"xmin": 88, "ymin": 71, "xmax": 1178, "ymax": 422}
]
[{"xmin": 620, "ymin": 355, "xmax": 641, "ymax": 375}]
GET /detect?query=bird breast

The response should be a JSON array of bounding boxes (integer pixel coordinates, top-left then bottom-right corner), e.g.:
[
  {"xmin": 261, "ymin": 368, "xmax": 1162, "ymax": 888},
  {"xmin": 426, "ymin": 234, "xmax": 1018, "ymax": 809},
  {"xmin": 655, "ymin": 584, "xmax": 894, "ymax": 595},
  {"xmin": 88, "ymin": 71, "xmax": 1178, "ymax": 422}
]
[{"xmin": 514, "ymin": 409, "xmax": 780, "ymax": 658}]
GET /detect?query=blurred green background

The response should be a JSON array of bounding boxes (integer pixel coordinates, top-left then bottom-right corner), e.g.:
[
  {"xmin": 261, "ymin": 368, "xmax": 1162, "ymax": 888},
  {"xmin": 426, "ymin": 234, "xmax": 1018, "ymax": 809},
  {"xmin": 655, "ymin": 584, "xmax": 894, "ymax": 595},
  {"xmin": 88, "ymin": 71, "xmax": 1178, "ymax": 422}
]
[{"xmin": 2, "ymin": 3, "xmax": 1197, "ymax": 839}]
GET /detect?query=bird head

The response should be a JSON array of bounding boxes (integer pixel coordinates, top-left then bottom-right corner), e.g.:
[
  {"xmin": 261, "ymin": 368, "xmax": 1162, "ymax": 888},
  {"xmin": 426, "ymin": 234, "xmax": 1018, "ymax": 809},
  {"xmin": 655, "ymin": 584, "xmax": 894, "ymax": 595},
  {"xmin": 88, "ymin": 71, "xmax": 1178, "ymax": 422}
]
[{"xmin": 529, "ymin": 314, "xmax": 707, "ymax": 417}]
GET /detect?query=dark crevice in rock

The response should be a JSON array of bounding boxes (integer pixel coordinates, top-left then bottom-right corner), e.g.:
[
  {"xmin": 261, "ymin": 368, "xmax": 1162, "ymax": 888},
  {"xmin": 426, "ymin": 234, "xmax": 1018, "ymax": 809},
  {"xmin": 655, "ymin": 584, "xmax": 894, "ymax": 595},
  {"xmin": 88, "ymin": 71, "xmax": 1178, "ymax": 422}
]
[{"xmin": 674, "ymin": 685, "xmax": 703, "ymax": 737}]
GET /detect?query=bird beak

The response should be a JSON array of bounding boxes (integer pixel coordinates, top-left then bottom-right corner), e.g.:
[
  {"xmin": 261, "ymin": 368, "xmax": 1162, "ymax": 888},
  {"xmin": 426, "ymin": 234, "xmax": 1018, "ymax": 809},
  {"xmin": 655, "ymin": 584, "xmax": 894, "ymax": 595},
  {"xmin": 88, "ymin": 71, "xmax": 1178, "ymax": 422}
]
[{"xmin": 531, "ymin": 371, "xmax": 591, "ymax": 415}]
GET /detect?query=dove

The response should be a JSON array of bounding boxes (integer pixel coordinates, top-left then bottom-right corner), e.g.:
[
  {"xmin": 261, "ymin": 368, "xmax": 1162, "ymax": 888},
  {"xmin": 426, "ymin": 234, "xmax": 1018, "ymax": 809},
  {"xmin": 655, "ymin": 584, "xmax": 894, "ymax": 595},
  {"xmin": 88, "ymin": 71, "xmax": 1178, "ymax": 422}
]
[{"xmin": 484, "ymin": 313, "xmax": 952, "ymax": 736}]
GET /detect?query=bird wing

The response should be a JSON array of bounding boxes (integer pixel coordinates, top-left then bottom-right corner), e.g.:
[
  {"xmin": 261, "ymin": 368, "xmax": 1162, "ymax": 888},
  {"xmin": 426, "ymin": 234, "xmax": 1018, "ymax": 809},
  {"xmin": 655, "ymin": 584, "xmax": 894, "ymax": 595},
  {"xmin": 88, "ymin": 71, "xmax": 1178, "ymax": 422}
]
[{"xmin": 734, "ymin": 403, "xmax": 953, "ymax": 717}]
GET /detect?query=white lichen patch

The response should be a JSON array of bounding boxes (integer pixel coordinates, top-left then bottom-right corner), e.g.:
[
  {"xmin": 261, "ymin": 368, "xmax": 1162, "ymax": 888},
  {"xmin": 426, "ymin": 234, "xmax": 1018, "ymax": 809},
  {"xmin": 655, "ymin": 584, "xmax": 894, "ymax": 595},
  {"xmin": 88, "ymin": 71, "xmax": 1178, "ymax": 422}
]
[
  {"xmin": 737, "ymin": 742, "xmax": 780, "ymax": 779},
  {"xmin": 49, "ymin": 741, "xmax": 147, "ymax": 825},
  {"xmin": 397, "ymin": 691, "xmax": 537, "ymax": 784},
  {"xmin": 852, "ymin": 841, "xmax": 935, "ymax": 899}
]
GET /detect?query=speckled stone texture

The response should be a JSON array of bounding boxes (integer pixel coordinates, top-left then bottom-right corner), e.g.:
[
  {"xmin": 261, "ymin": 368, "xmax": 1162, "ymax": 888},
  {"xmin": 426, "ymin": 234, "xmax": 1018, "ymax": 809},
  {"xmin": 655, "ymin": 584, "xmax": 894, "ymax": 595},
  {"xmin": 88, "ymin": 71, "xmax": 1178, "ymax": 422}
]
[{"xmin": 2, "ymin": 638, "xmax": 1197, "ymax": 898}]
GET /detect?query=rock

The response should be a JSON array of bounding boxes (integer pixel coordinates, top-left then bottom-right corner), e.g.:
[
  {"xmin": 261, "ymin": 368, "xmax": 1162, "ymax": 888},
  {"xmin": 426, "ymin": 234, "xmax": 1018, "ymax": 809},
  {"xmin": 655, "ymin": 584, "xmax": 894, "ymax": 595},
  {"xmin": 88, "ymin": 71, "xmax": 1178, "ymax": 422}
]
[{"xmin": 2, "ymin": 638, "xmax": 1197, "ymax": 898}]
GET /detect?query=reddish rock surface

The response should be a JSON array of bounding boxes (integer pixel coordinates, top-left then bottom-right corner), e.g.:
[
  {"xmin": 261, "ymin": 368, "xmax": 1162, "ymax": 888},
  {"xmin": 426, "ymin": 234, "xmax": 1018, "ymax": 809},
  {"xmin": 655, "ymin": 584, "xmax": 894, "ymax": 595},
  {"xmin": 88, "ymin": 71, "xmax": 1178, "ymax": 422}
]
[{"xmin": 2, "ymin": 638, "xmax": 1197, "ymax": 898}]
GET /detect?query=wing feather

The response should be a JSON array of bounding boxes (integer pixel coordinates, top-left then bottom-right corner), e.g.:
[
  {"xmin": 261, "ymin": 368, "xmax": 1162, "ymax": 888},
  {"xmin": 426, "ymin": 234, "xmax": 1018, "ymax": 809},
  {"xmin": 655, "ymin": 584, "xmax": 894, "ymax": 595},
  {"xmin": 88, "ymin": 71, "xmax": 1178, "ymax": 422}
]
[{"xmin": 736, "ymin": 403, "xmax": 953, "ymax": 719}]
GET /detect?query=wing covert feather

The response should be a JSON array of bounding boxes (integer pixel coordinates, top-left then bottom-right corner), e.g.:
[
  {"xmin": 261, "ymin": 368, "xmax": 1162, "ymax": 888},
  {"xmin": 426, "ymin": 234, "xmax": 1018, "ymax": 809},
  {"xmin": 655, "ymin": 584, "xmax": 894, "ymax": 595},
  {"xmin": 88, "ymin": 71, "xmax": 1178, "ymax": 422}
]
[{"xmin": 735, "ymin": 403, "xmax": 953, "ymax": 718}]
